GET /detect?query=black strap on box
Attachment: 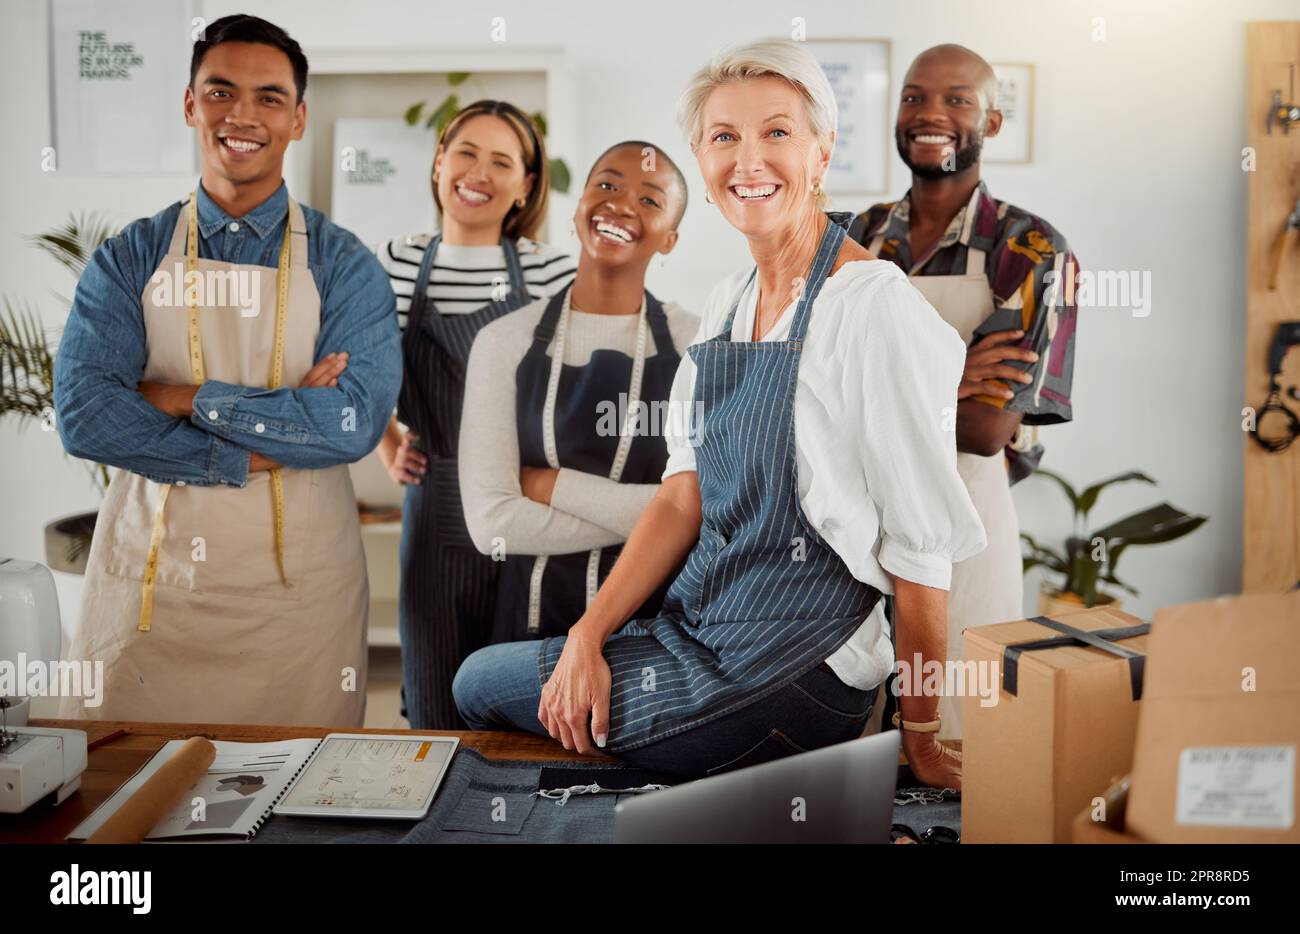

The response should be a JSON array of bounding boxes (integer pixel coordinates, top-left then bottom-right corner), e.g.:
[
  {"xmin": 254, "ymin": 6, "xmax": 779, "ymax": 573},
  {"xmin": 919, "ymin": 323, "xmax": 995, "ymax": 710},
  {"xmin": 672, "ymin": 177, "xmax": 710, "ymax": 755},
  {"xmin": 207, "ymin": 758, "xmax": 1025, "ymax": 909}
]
[{"xmin": 1001, "ymin": 615, "xmax": 1151, "ymax": 701}]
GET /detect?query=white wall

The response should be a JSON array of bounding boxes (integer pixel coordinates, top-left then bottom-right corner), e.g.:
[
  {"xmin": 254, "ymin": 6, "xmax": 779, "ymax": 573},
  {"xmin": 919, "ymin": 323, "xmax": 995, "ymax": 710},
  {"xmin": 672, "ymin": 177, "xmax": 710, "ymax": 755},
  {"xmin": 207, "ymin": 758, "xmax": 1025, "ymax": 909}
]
[{"xmin": 1, "ymin": 0, "xmax": 1287, "ymax": 628}]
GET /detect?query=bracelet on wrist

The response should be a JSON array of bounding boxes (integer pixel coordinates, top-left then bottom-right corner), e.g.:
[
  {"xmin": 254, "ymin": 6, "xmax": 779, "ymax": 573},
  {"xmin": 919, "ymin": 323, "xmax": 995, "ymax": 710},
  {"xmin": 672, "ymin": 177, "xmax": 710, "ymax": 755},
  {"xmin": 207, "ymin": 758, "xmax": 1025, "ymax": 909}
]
[{"xmin": 892, "ymin": 711, "xmax": 942, "ymax": 733}]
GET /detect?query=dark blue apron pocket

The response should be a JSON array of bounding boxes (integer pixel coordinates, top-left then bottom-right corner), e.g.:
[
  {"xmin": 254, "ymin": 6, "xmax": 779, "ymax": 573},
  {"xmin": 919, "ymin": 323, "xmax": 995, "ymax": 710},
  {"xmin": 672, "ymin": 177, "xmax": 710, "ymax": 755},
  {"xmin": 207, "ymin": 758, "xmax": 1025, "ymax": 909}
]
[
  {"xmin": 438, "ymin": 783, "xmax": 537, "ymax": 834},
  {"xmin": 430, "ymin": 456, "xmax": 476, "ymax": 551},
  {"xmin": 705, "ymin": 728, "xmax": 807, "ymax": 777}
]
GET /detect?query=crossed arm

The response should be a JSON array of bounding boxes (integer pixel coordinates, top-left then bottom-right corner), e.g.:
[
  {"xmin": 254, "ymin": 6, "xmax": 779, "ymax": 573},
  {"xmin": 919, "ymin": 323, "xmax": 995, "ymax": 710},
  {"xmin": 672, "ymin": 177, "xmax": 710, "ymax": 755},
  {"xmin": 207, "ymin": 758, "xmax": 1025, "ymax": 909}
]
[
  {"xmin": 457, "ymin": 322, "xmax": 659, "ymax": 556},
  {"xmin": 137, "ymin": 353, "xmax": 353, "ymax": 473},
  {"xmin": 956, "ymin": 330, "xmax": 1031, "ymax": 456},
  {"xmin": 54, "ymin": 233, "xmax": 400, "ymax": 486}
]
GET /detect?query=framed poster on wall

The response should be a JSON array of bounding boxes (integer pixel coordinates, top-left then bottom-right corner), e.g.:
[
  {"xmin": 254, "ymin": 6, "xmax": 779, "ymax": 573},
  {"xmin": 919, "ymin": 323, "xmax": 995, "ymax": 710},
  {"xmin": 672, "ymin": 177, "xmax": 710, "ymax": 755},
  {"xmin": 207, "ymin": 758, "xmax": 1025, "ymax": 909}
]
[
  {"xmin": 48, "ymin": 0, "xmax": 197, "ymax": 174},
  {"xmin": 985, "ymin": 62, "xmax": 1035, "ymax": 164},
  {"xmin": 330, "ymin": 118, "xmax": 438, "ymax": 251},
  {"xmin": 802, "ymin": 38, "xmax": 891, "ymax": 197}
]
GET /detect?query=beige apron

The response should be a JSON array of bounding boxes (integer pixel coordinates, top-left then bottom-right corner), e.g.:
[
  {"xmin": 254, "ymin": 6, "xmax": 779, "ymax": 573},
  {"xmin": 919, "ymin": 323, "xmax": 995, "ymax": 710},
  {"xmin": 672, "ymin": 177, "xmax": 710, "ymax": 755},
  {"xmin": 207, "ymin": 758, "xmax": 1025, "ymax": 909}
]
[
  {"xmin": 59, "ymin": 194, "xmax": 368, "ymax": 727},
  {"xmin": 870, "ymin": 236, "xmax": 1024, "ymax": 740}
]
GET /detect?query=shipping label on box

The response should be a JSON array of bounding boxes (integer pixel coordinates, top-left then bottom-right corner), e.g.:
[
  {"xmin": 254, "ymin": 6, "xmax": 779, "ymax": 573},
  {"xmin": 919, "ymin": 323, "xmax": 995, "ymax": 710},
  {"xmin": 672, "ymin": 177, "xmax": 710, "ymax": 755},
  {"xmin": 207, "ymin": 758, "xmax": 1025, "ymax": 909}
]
[
  {"xmin": 1175, "ymin": 746, "xmax": 1295, "ymax": 830},
  {"xmin": 1128, "ymin": 590, "xmax": 1300, "ymax": 843}
]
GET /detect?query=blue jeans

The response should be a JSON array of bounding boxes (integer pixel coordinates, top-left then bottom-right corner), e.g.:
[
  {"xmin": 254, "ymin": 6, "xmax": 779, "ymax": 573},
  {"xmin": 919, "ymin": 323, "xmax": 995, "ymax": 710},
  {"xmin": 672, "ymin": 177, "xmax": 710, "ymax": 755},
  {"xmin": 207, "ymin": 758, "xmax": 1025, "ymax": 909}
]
[{"xmin": 452, "ymin": 638, "xmax": 877, "ymax": 778}]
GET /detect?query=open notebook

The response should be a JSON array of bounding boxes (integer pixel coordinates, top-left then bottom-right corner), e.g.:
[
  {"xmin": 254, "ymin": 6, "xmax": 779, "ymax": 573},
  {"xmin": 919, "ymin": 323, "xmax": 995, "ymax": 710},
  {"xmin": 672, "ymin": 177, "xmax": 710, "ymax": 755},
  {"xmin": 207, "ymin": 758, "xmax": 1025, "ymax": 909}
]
[
  {"xmin": 68, "ymin": 739, "xmax": 320, "ymax": 842},
  {"xmin": 68, "ymin": 735, "xmax": 459, "ymax": 841}
]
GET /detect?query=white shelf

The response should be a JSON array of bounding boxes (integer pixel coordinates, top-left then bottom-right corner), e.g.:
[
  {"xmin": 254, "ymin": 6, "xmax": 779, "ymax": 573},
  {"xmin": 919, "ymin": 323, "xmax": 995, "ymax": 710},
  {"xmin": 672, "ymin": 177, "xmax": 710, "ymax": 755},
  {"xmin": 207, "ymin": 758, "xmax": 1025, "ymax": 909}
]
[
  {"xmin": 361, "ymin": 520, "xmax": 403, "ymax": 535},
  {"xmin": 358, "ymin": 484, "xmax": 402, "ymax": 648},
  {"xmin": 369, "ymin": 597, "xmax": 401, "ymax": 648}
]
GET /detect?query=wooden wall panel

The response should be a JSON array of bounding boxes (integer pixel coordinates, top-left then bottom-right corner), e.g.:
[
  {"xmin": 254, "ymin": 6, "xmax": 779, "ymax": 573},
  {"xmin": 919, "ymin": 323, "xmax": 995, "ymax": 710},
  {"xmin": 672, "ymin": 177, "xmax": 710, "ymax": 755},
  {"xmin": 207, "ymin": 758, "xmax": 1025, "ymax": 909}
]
[{"xmin": 1244, "ymin": 22, "xmax": 1300, "ymax": 591}]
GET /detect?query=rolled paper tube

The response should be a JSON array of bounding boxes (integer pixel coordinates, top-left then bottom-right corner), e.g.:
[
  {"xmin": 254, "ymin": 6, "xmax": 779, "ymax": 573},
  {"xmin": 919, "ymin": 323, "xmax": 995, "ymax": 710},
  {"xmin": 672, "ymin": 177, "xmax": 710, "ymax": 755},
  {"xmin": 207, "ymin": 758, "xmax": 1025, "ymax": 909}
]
[{"xmin": 86, "ymin": 736, "xmax": 216, "ymax": 844}]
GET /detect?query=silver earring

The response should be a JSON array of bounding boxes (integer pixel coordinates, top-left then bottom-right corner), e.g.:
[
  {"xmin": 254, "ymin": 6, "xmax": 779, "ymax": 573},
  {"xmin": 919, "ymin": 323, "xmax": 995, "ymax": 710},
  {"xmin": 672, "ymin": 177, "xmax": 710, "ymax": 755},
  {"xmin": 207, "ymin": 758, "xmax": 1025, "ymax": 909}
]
[{"xmin": 705, "ymin": 190, "xmax": 714, "ymax": 205}]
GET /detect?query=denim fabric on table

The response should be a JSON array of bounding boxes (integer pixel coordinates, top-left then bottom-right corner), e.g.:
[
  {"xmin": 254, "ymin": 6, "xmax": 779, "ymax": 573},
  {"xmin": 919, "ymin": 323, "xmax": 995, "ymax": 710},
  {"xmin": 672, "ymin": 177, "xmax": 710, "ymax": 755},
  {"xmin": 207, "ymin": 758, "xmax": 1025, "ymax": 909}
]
[
  {"xmin": 891, "ymin": 798, "xmax": 962, "ymax": 836},
  {"xmin": 891, "ymin": 764, "xmax": 962, "ymax": 837},
  {"xmin": 402, "ymin": 752, "xmax": 628, "ymax": 844},
  {"xmin": 253, "ymin": 812, "xmax": 410, "ymax": 844},
  {"xmin": 254, "ymin": 749, "xmax": 673, "ymax": 844},
  {"xmin": 253, "ymin": 752, "xmax": 962, "ymax": 844}
]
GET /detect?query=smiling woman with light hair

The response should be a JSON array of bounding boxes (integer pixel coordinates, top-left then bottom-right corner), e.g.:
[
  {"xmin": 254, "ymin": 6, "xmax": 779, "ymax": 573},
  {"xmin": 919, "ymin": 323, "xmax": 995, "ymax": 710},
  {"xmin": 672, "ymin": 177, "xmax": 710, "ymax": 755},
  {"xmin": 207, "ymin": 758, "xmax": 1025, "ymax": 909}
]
[
  {"xmin": 677, "ymin": 39, "xmax": 838, "ymax": 206},
  {"xmin": 454, "ymin": 40, "xmax": 985, "ymax": 786}
]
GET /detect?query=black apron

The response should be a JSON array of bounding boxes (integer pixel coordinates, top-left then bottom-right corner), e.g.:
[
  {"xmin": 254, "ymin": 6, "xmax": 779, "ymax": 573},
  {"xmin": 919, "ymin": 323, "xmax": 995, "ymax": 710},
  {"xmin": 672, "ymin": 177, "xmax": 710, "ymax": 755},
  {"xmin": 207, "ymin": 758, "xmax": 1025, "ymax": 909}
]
[
  {"xmin": 397, "ymin": 234, "xmax": 533, "ymax": 729},
  {"xmin": 493, "ymin": 284, "xmax": 682, "ymax": 641}
]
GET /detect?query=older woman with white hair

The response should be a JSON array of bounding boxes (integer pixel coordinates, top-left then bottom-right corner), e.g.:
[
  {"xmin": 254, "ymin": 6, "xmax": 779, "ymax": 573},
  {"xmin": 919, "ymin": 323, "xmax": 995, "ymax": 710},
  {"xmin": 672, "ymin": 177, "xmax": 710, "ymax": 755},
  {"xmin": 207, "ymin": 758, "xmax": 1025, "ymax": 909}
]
[{"xmin": 453, "ymin": 40, "xmax": 984, "ymax": 785}]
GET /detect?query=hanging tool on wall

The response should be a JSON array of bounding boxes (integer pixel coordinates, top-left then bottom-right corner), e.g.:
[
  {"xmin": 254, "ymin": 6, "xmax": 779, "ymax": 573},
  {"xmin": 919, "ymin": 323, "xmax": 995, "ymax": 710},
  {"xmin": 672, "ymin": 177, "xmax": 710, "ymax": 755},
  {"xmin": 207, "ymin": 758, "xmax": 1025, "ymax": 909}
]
[
  {"xmin": 1267, "ymin": 65, "xmax": 1300, "ymax": 134},
  {"xmin": 1249, "ymin": 321, "xmax": 1300, "ymax": 453},
  {"xmin": 1268, "ymin": 196, "xmax": 1300, "ymax": 290}
]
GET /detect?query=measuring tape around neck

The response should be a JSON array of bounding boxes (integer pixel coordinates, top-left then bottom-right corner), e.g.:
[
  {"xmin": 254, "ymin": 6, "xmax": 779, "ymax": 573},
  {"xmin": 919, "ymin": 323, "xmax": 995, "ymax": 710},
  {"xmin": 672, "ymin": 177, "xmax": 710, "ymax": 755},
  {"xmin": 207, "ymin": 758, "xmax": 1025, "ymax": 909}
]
[{"xmin": 138, "ymin": 193, "xmax": 293, "ymax": 632}]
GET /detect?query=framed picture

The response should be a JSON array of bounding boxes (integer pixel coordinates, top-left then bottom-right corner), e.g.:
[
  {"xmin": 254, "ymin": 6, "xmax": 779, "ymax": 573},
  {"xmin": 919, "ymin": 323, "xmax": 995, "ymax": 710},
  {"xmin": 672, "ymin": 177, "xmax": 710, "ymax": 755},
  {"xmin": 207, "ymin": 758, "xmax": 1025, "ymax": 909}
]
[
  {"xmin": 48, "ymin": 0, "xmax": 198, "ymax": 175},
  {"xmin": 985, "ymin": 62, "xmax": 1035, "ymax": 164},
  {"xmin": 802, "ymin": 38, "xmax": 891, "ymax": 197},
  {"xmin": 330, "ymin": 119, "xmax": 438, "ymax": 251}
]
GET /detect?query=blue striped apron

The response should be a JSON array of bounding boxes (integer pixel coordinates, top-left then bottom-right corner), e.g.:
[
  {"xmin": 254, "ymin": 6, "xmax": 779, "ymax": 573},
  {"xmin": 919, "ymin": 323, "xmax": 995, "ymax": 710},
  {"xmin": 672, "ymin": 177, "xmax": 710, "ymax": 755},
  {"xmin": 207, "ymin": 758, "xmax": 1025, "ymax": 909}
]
[
  {"xmin": 539, "ymin": 214, "xmax": 883, "ymax": 751},
  {"xmin": 397, "ymin": 234, "xmax": 533, "ymax": 729}
]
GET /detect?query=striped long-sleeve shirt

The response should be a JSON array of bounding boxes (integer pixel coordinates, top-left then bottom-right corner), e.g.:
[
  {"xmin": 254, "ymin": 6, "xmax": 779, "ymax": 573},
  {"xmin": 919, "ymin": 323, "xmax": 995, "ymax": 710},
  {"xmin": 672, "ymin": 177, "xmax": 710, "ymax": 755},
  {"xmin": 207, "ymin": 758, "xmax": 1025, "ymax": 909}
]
[{"xmin": 376, "ymin": 233, "xmax": 577, "ymax": 330}]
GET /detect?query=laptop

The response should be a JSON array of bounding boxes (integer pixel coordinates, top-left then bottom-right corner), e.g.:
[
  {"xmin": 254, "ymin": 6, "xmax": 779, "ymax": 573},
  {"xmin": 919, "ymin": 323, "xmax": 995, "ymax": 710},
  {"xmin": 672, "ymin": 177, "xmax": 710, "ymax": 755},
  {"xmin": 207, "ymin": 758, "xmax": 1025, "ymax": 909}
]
[{"xmin": 614, "ymin": 730, "xmax": 900, "ymax": 843}]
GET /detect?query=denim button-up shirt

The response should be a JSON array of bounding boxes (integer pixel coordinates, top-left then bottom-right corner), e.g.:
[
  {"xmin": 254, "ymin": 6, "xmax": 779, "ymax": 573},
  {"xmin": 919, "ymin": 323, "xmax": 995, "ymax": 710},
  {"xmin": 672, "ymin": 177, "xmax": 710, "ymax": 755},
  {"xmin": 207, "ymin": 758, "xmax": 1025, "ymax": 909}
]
[{"xmin": 53, "ymin": 182, "xmax": 400, "ymax": 487}]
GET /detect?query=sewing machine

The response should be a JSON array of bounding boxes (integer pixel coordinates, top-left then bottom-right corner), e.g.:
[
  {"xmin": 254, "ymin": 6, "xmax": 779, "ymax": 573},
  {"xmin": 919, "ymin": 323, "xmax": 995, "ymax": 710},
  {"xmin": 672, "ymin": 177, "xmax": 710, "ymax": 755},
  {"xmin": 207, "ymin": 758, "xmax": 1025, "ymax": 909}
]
[{"xmin": 0, "ymin": 558, "xmax": 87, "ymax": 813}]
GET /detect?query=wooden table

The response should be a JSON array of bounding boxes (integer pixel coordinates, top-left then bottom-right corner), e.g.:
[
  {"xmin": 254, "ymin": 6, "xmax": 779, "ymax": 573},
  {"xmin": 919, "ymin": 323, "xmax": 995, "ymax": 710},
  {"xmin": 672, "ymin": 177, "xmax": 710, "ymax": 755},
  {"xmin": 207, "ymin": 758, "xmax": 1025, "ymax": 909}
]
[{"xmin": 0, "ymin": 718, "xmax": 610, "ymax": 844}]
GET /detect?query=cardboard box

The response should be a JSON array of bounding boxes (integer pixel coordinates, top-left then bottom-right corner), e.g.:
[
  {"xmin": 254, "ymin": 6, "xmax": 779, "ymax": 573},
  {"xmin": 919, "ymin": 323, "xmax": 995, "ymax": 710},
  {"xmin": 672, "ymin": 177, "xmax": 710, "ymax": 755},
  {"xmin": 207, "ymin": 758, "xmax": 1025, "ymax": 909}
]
[
  {"xmin": 1072, "ymin": 775, "xmax": 1148, "ymax": 843},
  {"xmin": 962, "ymin": 607, "xmax": 1150, "ymax": 843},
  {"xmin": 1127, "ymin": 590, "xmax": 1300, "ymax": 843}
]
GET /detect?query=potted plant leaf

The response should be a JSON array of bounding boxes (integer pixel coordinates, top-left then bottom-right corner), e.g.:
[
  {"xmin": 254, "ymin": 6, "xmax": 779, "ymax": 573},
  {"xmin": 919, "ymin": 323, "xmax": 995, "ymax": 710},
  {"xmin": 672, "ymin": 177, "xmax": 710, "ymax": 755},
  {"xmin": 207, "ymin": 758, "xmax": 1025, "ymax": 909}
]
[
  {"xmin": 2, "ymin": 214, "xmax": 115, "ymax": 574},
  {"xmin": 1020, "ymin": 468, "xmax": 1208, "ymax": 614}
]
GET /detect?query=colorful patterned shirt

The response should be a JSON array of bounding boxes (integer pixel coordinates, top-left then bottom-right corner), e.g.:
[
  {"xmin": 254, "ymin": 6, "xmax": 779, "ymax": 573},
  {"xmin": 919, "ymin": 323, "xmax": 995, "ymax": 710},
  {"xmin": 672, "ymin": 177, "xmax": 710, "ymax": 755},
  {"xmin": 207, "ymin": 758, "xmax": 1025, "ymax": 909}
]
[{"xmin": 851, "ymin": 181, "xmax": 1078, "ymax": 483}]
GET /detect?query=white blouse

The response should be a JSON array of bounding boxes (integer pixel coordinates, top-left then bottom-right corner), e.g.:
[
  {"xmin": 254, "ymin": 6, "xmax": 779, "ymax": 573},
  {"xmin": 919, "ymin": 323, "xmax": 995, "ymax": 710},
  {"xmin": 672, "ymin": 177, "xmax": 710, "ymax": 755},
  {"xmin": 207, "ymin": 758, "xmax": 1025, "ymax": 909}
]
[{"xmin": 662, "ymin": 259, "xmax": 987, "ymax": 690}]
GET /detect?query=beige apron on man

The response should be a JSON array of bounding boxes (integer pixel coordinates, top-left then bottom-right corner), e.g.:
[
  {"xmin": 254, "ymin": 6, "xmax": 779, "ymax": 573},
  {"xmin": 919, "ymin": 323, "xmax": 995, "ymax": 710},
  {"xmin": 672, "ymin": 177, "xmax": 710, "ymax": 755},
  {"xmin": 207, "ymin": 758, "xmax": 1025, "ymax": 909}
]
[
  {"xmin": 59, "ymin": 195, "xmax": 368, "ymax": 727},
  {"xmin": 869, "ymin": 235, "xmax": 1024, "ymax": 740}
]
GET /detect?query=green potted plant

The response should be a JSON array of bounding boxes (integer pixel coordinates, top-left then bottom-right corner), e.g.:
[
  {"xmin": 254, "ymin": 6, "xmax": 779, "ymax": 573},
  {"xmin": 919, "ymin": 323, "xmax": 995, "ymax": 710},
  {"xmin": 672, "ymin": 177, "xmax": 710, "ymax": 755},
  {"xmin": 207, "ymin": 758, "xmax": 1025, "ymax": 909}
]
[
  {"xmin": 2, "ymin": 214, "xmax": 115, "ymax": 574},
  {"xmin": 1020, "ymin": 468, "xmax": 1207, "ymax": 613},
  {"xmin": 405, "ymin": 72, "xmax": 571, "ymax": 193}
]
